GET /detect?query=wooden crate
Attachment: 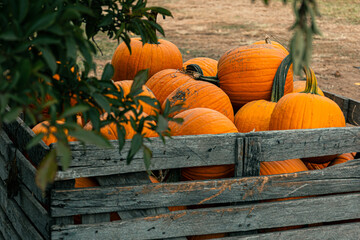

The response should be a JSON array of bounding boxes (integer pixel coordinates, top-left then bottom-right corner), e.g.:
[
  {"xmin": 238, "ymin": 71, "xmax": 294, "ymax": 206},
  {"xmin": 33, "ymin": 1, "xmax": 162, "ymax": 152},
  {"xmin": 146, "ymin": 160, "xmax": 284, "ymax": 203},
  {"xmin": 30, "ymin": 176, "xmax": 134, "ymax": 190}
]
[{"xmin": 0, "ymin": 91, "xmax": 359, "ymax": 240}]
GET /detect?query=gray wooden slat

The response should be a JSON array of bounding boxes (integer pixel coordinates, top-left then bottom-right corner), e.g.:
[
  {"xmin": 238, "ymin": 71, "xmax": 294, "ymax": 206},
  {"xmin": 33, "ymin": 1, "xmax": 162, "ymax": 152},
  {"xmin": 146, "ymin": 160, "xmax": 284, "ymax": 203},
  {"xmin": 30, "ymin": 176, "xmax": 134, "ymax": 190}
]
[
  {"xmin": 55, "ymin": 133, "xmax": 242, "ymax": 180},
  {"xmin": 323, "ymin": 91, "xmax": 350, "ymax": 121},
  {"xmin": 234, "ymin": 138, "xmax": 244, "ymax": 177},
  {"xmin": 243, "ymin": 137, "xmax": 261, "ymax": 177},
  {"xmin": 0, "ymin": 179, "xmax": 44, "ymax": 240},
  {"xmin": 13, "ymin": 183, "xmax": 51, "ymax": 239},
  {"xmin": 3, "ymin": 117, "xmax": 49, "ymax": 167},
  {"xmin": 51, "ymin": 159, "xmax": 360, "ymax": 217},
  {"xmin": 96, "ymin": 172, "xmax": 187, "ymax": 240},
  {"xmin": 219, "ymin": 222, "xmax": 360, "ymax": 240},
  {"xmin": 0, "ymin": 130, "xmax": 47, "ymax": 206},
  {"xmin": 51, "ymin": 193, "xmax": 360, "ymax": 240},
  {"xmin": 82, "ymin": 214, "xmax": 109, "ymax": 224},
  {"xmin": 53, "ymin": 179, "xmax": 75, "ymax": 226},
  {"xmin": 0, "ymin": 205, "xmax": 21, "ymax": 240},
  {"xmin": 246, "ymin": 127, "xmax": 360, "ymax": 162},
  {"xmin": 348, "ymin": 98, "xmax": 360, "ymax": 126}
]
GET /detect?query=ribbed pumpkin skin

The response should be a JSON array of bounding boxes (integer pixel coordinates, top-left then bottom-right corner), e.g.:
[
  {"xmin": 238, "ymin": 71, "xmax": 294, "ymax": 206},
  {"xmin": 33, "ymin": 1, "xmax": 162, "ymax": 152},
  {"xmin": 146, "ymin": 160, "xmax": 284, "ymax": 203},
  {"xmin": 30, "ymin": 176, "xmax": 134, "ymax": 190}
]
[
  {"xmin": 260, "ymin": 159, "xmax": 308, "ymax": 175},
  {"xmin": 269, "ymin": 93, "xmax": 346, "ymax": 163},
  {"xmin": 234, "ymin": 100, "xmax": 276, "ymax": 132},
  {"xmin": 217, "ymin": 44, "xmax": 293, "ymax": 111},
  {"xmin": 293, "ymin": 81, "xmax": 325, "ymax": 96},
  {"xmin": 304, "ymin": 161, "xmax": 330, "ymax": 170},
  {"xmin": 183, "ymin": 57, "xmax": 218, "ymax": 76},
  {"xmin": 252, "ymin": 40, "xmax": 289, "ymax": 54},
  {"xmin": 169, "ymin": 108, "xmax": 238, "ymax": 181},
  {"xmin": 113, "ymin": 80, "xmax": 158, "ymax": 115},
  {"xmin": 146, "ymin": 69, "xmax": 195, "ymax": 105},
  {"xmin": 111, "ymin": 38, "xmax": 183, "ymax": 81},
  {"xmin": 163, "ymin": 81, "xmax": 234, "ymax": 121},
  {"xmin": 328, "ymin": 152, "xmax": 356, "ymax": 166}
]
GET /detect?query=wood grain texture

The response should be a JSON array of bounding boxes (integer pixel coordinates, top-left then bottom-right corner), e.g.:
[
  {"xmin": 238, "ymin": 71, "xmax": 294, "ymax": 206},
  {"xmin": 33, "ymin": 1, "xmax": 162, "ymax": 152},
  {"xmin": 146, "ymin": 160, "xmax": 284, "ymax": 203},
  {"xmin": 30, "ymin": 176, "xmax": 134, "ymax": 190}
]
[
  {"xmin": 234, "ymin": 138, "xmax": 244, "ymax": 177},
  {"xmin": 348, "ymin": 99, "xmax": 360, "ymax": 126},
  {"xmin": 0, "ymin": 179, "xmax": 44, "ymax": 240},
  {"xmin": 246, "ymin": 127, "xmax": 360, "ymax": 162},
  {"xmin": 51, "ymin": 159, "xmax": 360, "ymax": 217},
  {"xmin": 0, "ymin": 205, "xmax": 21, "ymax": 240},
  {"xmin": 55, "ymin": 133, "xmax": 242, "ymax": 180},
  {"xmin": 221, "ymin": 222, "xmax": 360, "ymax": 239},
  {"xmin": 243, "ymin": 137, "xmax": 261, "ymax": 177},
  {"xmin": 51, "ymin": 193, "xmax": 360, "ymax": 240},
  {"xmin": 3, "ymin": 117, "xmax": 49, "ymax": 167}
]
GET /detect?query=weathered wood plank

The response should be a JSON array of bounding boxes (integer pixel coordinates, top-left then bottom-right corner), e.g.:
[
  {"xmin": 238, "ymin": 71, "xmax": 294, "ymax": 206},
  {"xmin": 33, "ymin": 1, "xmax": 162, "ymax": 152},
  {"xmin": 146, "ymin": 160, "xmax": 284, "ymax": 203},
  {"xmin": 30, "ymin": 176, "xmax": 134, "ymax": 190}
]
[
  {"xmin": 348, "ymin": 98, "xmax": 360, "ymax": 126},
  {"xmin": 0, "ymin": 179, "xmax": 44, "ymax": 240},
  {"xmin": 82, "ymin": 214, "xmax": 109, "ymax": 224},
  {"xmin": 3, "ymin": 117, "xmax": 49, "ymax": 167},
  {"xmin": 0, "ymin": 205, "xmax": 21, "ymax": 240},
  {"xmin": 51, "ymin": 193, "xmax": 360, "ymax": 240},
  {"xmin": 246, "ymin": 127, "xmax": 360, "ymax": 162},
  {"xmin": 53, "ymin": 179, "xmax": 75, "ymax": 226},
  {"xmin": 0, "ymin": 130, "xmax": 47, "ymax": 206},
  {"xmin": 51, "ymin": 159, "xmax": 360, "ymax": 217},
  {"xmin": 243, "ymin": 137, "xmax": 261, "ymax": 177},
  {"xmin": 234, "ymin": 138, "xmax": 244, "ymax": 177},
  {"xmin": 55, "ymin": 133, "xmax": 242, "ymax": 180},
  {"xmin": 323, "ymin": 91, "xmax": 350, "ymax": 121},
  {"xmin": 220, "ymin": 222, "xmax": 360, "ymax": 240}
]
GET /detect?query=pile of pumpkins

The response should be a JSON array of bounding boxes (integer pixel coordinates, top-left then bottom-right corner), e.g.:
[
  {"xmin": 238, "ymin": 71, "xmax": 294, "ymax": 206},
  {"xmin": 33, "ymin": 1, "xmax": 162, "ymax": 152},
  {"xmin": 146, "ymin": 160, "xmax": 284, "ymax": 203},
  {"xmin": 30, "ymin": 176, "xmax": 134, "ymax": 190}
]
[{"xmin": 31, "ymin": 37, "xmax": 356, "ymax": 233}]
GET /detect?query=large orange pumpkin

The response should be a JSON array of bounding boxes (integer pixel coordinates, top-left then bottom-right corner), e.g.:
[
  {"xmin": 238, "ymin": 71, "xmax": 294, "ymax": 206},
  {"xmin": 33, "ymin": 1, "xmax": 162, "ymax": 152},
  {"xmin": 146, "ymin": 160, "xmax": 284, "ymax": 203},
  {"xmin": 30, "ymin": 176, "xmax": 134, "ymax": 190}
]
[
  {"xmin": 252, "ymin": 37, "xmax": 289, "ymax": 54},
  {"xmin": 217, "ymin": 44, "xmax": 293, "ymax": 111},
  {"xmin": 112, "ymin": 80, "xmax": 158, "ymax": 115},
  {"xmin": 260, "ymin": 159, "xmax": 308, "ymax": 176},
  {"xmin": 183, "ymin": 57, "xmax": 218, "ymax": 77},
  {"xmin": 111, "ymin": 38, "xmax": 183, "ymax": 81},
  {"xmin": 145, "ymin": 69, "xmax": 195, "ymax": 105},
  {"xmin": 163, "ymin": 81, "xmax": 234, "ymax": 121},
  {"xmin": 269, "ymin": 67, "xmax": 345, "ymax": 163},
  {"xmin": 293, "ymin": 80, "xmax": 325, "ymax": 96},
  {"xmin": 169, "ymin": 108, "xmax": 238, "ymax": 181}
]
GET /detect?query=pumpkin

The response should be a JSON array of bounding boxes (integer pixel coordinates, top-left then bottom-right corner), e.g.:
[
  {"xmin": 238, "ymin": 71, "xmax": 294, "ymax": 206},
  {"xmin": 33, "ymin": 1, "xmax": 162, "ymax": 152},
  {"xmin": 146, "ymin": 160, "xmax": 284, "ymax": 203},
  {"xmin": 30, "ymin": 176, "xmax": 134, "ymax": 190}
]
[
  {"xmin": 252, "ymin": 37, "xmax": 289, "ymax": 54},
  {"xmin": 111, "ymin": 38, "xmax": 183, "ymax": 81},
  {"xmin": 217, "ymin": 44, "xmax": 293, "ymax": 111},
  {"xmin": 163, "ymin": 81, "xmax": 234, "ymax": 121},
  {"xmin": 112, "ymin": 80, "xmax": 158, "ymax": 115},
  {"xmin": 169, "ymin": 108, "xmax": 238, "ymax": 181},
  {"xmin": 293, "ymin": 80, "xmax": 325, "ymax": 96},
  {"xmin": 269, "ymin": 67, "xmax": 345, "ymax": 163},
  {"xmin": 32, "ymin": 120, "xmax": 77, "ymax": 145},
  {"xmin": 260, "ymin": 159, "xmax": 308, "ymax": 176},
  {"xmin": 146, "ymin": 69, "xmax": 195, "ymax": 105},
  {"xmin": 83, "ymin": 111, "xmax": 158, "ymax": 140},
  {"xmin": 303, "ymin": 161, "xmax": 330, "ymax": 170},
  {"xmin": 328, "ymin": 152, "xmax": 356, "ymax": 167},
  {"xmin": 183, "ymin": 57, "xmax": 218, "ymax": 77}
]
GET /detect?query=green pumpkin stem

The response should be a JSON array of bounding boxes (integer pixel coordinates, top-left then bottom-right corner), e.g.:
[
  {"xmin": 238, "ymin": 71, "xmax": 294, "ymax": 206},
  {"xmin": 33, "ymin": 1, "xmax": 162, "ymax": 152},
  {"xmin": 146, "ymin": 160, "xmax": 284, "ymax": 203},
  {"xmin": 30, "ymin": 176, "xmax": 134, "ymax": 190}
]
[
  {"xmin": 302, "ymin": 66, "xmax": 320, "ymax": 95},
  {"xmin": 184, "ymin": 64, "xmax": 220, "ymax": 86},
  {"xmin": 271, "ymin": 54, "xmax": 292, "ymax": 102}
]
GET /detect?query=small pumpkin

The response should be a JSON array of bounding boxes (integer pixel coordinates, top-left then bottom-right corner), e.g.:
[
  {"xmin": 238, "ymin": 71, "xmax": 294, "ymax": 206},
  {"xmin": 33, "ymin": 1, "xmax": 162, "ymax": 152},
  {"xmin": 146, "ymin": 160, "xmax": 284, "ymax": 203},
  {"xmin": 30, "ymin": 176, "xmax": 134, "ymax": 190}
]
[
  {"xmin": 111, "ymin": 38, "xmax": 183, "ymax": 81},
  {"xmin": 183, "ymin": 57, "xmax": 218, "ymax": 77},
  {"xmin": 217, "ymin": 44, "xmax": 293, "ymax": 111},
  {"xmin": 163, "ymin": 81, "xmax": 234, "ymax": 121},
  {"xmin": 169, "ymin": 108, "xmax": 238, "ymax": 181}
]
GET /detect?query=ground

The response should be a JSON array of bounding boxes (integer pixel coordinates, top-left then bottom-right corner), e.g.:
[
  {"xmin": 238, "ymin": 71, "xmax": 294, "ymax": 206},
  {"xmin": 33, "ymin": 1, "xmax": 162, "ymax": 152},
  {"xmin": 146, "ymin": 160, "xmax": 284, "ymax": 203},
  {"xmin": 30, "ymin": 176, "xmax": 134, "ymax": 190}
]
[{"xmin": 94, "ymin": 0, "xmax": 360, "ymax": 101}]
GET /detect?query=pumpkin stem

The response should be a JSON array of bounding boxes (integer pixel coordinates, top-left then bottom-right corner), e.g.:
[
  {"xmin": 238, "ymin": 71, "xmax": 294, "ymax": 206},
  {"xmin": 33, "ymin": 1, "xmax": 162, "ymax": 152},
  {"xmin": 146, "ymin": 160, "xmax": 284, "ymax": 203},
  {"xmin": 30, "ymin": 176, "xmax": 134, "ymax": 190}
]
[
  {"xmin": 265, "ymin": 35, "xmax": 271, "ymax": 44},
  {"xmin": 271, "ymin": 54, "xmax": 292, "ymax": 102},
  {"xmin": 184, "ymin": 64, "xmax": 220, "ymax": 86},
  {"xmin": 302, "ymin": 66, "xmax": 320, "ymax": 95}
]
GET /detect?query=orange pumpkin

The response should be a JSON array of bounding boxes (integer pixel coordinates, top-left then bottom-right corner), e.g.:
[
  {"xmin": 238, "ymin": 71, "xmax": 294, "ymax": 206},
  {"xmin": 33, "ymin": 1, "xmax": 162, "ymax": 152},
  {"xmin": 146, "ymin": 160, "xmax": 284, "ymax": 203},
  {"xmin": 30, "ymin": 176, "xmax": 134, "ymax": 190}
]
[
  {"xmin": 328, "ymin": 152, "xmax": 356, "ymax": 167},
  {"xmin": 303, "ymin": 161, "xmax": 330, "ymax": 170},
  {"xmin": 260, "ymin": 159, "xmax": 308, "ymax": 176},
  {"xmin": 112, "ymin": 80, "xmax": 158, "ymax": 115},
  {"xmin": 252, "ymin": 37, "xmax": 289, "ymax": 54},
  {"xmin": 217, "ymin": 44, "xmax": 293, "ymax": 111},
  {"xmin": 269, "ymin": 67, "xmax": 345, "ymax": 163},
  {"xmin": 169, "ymin": 108, "xmax": 238, "ymax": 181},
  {"xmin": 163, "ymin": 81, "xmax": 234, "ymax": 121},
  {"xmin": 111, "ymin": 38, "xmax": 183, "ymax": 81},
  {"xmin": 183, "ymin": 57, "xmax": 218, "ymax": 77},
  {"xmin": 32, "ymin": 120, "xmax": 77, "ymax": 145},
  {"xmin": 145, "ymin": 69, "xmax": 195, "ymax": 105},
  {"xmin": 293, "ymin": 80, "xmax": 325, "ymax": 96}
]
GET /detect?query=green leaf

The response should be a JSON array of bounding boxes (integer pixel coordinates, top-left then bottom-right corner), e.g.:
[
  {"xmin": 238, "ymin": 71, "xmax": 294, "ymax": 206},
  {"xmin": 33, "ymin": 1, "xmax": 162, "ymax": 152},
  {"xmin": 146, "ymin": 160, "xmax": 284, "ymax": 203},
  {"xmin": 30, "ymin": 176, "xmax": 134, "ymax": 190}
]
[
  {"xmin": 116, "ymin": 124, "xmax": 126, "ymax": 152},
  {"xmin": 35, "ymin": 149, "xmax": 58, "ymax": 192},
  {"xmin": 26, "ymin": 12, "xmax": 57, "ymax": 35},
  {"xmin": 130, "ymin": 69, "xmax": 148, "ymax": 96},
  {"xmin": 143, "ymin": 145, "xmax": 152, "ymax": 173},
  {"xmin": 156, "ymin": 114, "xmax": 168, "ymax": 133},
  {"xmin": 18, "ymin": 0, "xmax": 29, "ymax": 23},
  {"xmin": 127, "ymin": 133, "xmax": 143, "ymax": 164},
  {"xmin": 69, "ymin": 128, "xmax": 112, "ymax": 148},
  {"xmin": 93, "ymin": 93, "xmax": 111, "ymax": 113},
  {"xmin": 0, "ymin": 31, "xmax": 19, "ymax": 40},
  {"xmin": 56, "ymin": 140, "xmax": 72, "ymax": 170},
  {"xmin": 38, "ymin": 46, "xmax": 57, "ymax": 73},
  {"xmin": 65, "ymin": 36, "xmax": 77, "ymax": 60},
  {"xmin": 101, "ymin": 64, "xmax": 114, "ymax": 81},
  {"xmin": 60, "ymin": 105, "xmax": 89, "ymax": 119},
  {"xmin": 148, "ymin": 7, "xmax": 173, "ymax": 17},
  {"xmin": 3, "ymin": 107, "xmax": 22, "ymax": 123},
  {"xmin": 26, "ymin": 132, "xmax": 45, "ymax": 150}
]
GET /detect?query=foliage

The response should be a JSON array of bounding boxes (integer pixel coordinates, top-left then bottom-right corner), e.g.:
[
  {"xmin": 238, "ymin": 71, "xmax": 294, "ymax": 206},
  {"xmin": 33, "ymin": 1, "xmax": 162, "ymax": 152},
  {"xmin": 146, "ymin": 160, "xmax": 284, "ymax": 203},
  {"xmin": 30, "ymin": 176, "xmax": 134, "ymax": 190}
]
[{"xmin": 0, "ymin": 0, "xmax": 177, "ymax": 191}]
